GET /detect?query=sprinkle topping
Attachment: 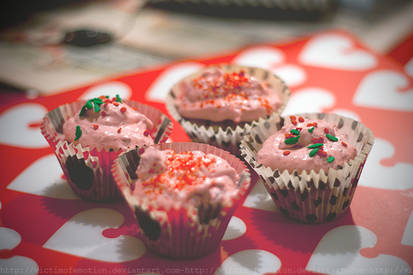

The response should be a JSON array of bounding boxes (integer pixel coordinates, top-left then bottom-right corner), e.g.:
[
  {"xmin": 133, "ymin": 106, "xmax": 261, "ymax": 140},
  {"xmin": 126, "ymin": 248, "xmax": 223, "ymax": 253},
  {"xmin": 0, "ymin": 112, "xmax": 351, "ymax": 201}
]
[
  {"xmin": 290, "ymin": 129, "xmax": 300, "ymax": 135},
  {"xmin": 307, "ymin": 143, "xmax": 323, "ymax": 149},
  {"xmin": 309, "ymin": 148, "xmax": 319, "ymax": 157},
  {"xmin": 74, "ymin": 125, "xmax": 82, "ymax": 141},
  {"xmin": 79, "ymin": 94, "xmax": 123, "ymax": 116},
  {"xmin": 141, "ymin": 151, "xmax": 220, "ymax": 193},
  {"xmin": 326, "ymin": 134, "xmax": 338, "ymax": 142},
  {"xmin": 327, "ymin": 156, "xmax": 335, "ymax": 163},
  {"xmin": 285, "ymin": 135, "xmax": 300, "ymax": 145},
  {"xmin": 191, "ymin": 70, "xmax": 273, "ymax": 113}
]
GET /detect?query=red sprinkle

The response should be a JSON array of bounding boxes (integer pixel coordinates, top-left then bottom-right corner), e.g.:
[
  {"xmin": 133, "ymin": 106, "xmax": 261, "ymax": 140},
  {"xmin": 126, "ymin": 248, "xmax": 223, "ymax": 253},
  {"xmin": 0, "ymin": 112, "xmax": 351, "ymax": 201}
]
[
  {"xmin": 117, "ymin": 128, "xmax": 122, "ymax": 134},
  {"xmin": 285, "ymin": 133, "xmax": 294, "ymax": 139},
  {"xmin": 296, "ymin": 127, "xmax": 302, "ymax": 131},
  {"xmin": 101, "ymin": 111, "xmax": 107, "ymax": 117},
  {"xmin": 92, "ymin": 124, "xmax": 99, "ymax": 130},
  {"xmin": 298, "ymin": 116, "xmax": 304, "ymax": 122},
  {"xmin": 318, "ymin": 149, "xmax": 327, "ymax": 157},
  {"xmin": 312, "ymin": 137, "xmax": 324, "ymax": 143},
  {"xmin": 144, "ymin": 130, "xmax": 150, "ymax": 136},
  {"xmin": 113, "ymin": 102, "xmax": 119, "ymax": 106},
  {"xmin": 324, "ymin": 128, "xmax": 329, "ymax": 134},
  {"xmin": 139, "ymin": 147, "xmax": 145, "ymax": 155},
  {"xmin": 341, "ymin": 141, "xmax": 348, "ymax": 147},
  {"xmin": 283, "ymin": 151, "xmax": 291, "ymax": 156},
  {"xmin": 307, "ymin": 122, "xmax": 318, "ymax": 127},
  {"xmin": 120, "ymin": 107, "xmax": 127, "ymax": 113}
]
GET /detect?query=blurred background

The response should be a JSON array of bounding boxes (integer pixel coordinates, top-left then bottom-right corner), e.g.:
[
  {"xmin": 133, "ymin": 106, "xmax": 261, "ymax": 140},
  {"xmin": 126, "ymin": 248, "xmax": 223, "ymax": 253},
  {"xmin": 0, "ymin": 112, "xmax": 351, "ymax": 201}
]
[{"xmin": 0, "ymin": 0, "xmax": 412, "ymax": 96}]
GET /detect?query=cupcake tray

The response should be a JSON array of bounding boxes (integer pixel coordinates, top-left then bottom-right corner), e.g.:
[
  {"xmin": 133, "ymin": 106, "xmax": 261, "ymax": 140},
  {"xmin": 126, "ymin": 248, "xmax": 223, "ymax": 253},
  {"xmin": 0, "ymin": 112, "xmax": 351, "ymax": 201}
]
[{"xmin": 1, "ymin": 30, "xmax": 412, "ymax": 275}]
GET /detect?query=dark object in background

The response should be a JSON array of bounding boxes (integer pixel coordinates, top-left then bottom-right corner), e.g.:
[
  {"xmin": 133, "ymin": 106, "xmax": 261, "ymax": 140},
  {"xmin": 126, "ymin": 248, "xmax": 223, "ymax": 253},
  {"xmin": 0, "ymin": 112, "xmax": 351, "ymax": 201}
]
[
  {"xmin": 1, "ymin": 0, "xmax": 83, "ymax": 29},
  {"xmin": 62, "ymin": 29, "xmax": 113, "ymax": 47},
  {"xmin": 145, "ymin": 0, "xmax": 339, "ymax": 21}
]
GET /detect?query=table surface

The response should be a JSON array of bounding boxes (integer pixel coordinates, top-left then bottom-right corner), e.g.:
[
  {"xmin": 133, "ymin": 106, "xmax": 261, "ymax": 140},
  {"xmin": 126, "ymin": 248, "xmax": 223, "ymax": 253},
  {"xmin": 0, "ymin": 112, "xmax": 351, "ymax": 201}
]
[
  {"xmin": 0, "ymin": 29, "xmax": 413, "ymax": 275},
  {"xmin": 0, "ymin": 0, "xmax": 412, "ymax": 95}
]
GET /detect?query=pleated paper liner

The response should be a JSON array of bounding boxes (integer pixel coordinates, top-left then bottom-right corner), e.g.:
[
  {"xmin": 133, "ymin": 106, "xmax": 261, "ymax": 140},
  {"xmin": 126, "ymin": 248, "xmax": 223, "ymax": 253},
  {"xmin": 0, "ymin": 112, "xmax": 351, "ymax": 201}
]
[
  {"xmin": 240, "ymin": 113, "xmax": 374, "ymax": 223},
  {"xmin": 112, "ymin": 142, "xmax": 251, "ymax": 259},
  {"xmin": 166, "ymin": 64, "xmax": 290, "ymax": 155},
  {"xmin": 40, "ymin": 99, "xmax": 173, "ymax": 202}
]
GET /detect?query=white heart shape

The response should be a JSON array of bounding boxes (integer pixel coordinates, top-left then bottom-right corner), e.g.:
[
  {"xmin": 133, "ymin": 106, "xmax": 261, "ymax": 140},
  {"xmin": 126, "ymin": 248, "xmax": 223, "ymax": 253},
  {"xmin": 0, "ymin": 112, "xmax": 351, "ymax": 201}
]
[
  {"xmin": 222, "ymin": 216, "xmax": 246, "ymax": 241},
  {"xmin": 243, "ymin": 182, "xmax": 277, "ymax": 212},
  {"xmin": 43, "ymin": 208, "xmax": 146, "ymax": 262},
  {"xmin": 332, "ymin": 109, "xmax": 361, "ymax": 121},
  {"xmin": 0, "ymin": 227, "xmax": 21, "ymax": 250},
  {"xmin": 0, "ymin": 103, "xmax": 48, "ymax": 148},
  {"xmin": 300, "ymin": 34, "xmax": 377, "ymax": 70},
  {"xmin": 402, "ymin": 212, "xmax": 413, "ymax": 246},
  {"xmin": 233, "ymin": 47, "xmax": 284, "ymax": 68},
  {"xmin": 214, "ymin": 249, "xmax": 281, "ymax": 275},
  {"xmin": 353, "ymin": 70, "xmax": 413, "ymax": 111},
  {"xmin": 359, "ymin": 138, "xmax": 413, "ymax": 190},
  {"xmin": 272, "ymin": 64, "xmax": 306, "ymax": 87},
  {"xmin": 80, "ymin": 81, "xmax": 131, "ymax": 100},
  {"xmin": 306, "ymin": 225, "xmax": 411, "ymax": 275},
  {"xmin": 7, "ymin": 154, "xmax": 78, "ymax": 200},
  {"xmin": 282, "ymin": 87, "xmax": 335, "ymax": 115},
  {"xmin": 233, "ymin": 47, "xmax": 306, "ymax": 87},
  {"xmin": 145, "ymin": 63, "xmax": 203, "ymax": 102},
  {"xmin": 405, "ymin": 58, "xmax": 413, "ymax": 78},
  {"xmin": 0, "ymin": 256, "xmax": 39, "ymax": 275}
]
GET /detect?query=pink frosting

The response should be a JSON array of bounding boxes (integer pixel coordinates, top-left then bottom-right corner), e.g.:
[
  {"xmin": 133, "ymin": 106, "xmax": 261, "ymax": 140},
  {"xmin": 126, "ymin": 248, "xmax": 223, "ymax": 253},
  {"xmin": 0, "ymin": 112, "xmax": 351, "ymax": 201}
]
[
  {"xmin": 176, "ymin": 67, "xmax": 281, "ymax": 123},
  {"xmin": 134, "ymin": 147, "xmax": 240, "ymax": 207},
  {"xmin": 257, "ymin": 117, "xmax": 357, "ymax": 172},
  {"xmin": 63, "ymin": 100, "xmax": 154, "ymax": 151}
]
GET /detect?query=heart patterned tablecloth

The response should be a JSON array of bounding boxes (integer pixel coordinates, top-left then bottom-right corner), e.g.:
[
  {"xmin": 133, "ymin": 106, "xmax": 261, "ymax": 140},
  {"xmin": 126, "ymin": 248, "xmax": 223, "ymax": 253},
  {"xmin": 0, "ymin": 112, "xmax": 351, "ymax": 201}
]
[{"xmin": 1, "ymin": 30, "xmax": 413, "ymax": 275}]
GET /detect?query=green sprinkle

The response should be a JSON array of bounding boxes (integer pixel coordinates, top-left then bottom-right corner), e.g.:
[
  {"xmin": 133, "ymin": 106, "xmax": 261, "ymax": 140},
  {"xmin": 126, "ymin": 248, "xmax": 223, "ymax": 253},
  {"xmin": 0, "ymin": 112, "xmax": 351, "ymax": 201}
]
[
  {"xmin": 74, "ymin": 126, "xmax": 82, "ymax": 141},
  {"xmin": 309, "ymin": 148, "xmax": 319, "ymax": 157},
  {"xmin": 307, "ymin": 143, "xmax": 323, "ymax": 149},
  {"xmin": 116, "ymin": 94, "xmax": 122, "ymax": 103},
  {"xmin": 308, "ymin": 127, "xmax": 314, "ymax": 133},
  {"xmin": 85, "ymin": 100, "xmax": 93, "ymax": 109},
  {"xmin": 327, "ymin": 156, "xmax": 335, "ymax": 163},
  {"xmin": 290, "ymin": 129, "xmax": 300, "ymax": 135},
  {"xmin": 326, "ymin": 134, "xmax": 338, "ymax": 142},
  {"xmin": 79, "ymin": 106, "xmax": 87, "ymax": 116},
  {"xmin": 105, "ymin": 95, "xmax": 109, "ymax": 98},
  {"xmin": 94, "ymin": 98, "xmax": 103, "ymax": 104},
  {"xmin": 285, "ymin": 135, "xmax": 300, "ymax": 145},
  {"xmin": 94, "ymin": 102, "xmax": 101, "ymax": 112}
]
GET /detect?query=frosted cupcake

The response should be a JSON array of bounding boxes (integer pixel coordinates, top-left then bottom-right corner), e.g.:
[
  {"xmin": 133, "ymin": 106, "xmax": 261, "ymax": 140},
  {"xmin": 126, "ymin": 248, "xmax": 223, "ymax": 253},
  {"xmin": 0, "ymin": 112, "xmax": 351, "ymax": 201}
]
[
  {"xmin": 112, "ymin": 142, "xmax": 250, "ymax": 258},
  {"xmin": 240, "ymin": 113, "xmax": 374, "ymax": 223},
  {"xmin": 41, "ymin": 95, "xmax": 172, "ymax": 201},
  {"xmin": 167, "ymin": 64, "xmax": 290, "ymax": 154}
]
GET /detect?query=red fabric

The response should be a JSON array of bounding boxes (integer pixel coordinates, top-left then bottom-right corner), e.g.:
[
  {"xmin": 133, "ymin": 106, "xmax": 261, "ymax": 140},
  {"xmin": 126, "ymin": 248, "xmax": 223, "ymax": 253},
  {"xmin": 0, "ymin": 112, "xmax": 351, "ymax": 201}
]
[{"xmin": 1, "ymin": 30, "xmax": 412, "ymax": 275}]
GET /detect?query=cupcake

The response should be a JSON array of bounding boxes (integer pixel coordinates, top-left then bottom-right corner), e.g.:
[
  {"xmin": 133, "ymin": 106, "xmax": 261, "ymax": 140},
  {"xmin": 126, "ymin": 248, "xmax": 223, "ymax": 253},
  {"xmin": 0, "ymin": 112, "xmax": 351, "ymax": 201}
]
[
  {"xmin": 112, "ymin": 142, "xmax": 250, "ymax": 258},
  {"xmin": 40, "ymin": 95, "xmax": 172, "ymax": 201},
  {"xmin": 240, "ymin": 113, "xmax": 374, "ymax": 223},
  {"xmin": 167, "ymin": 64, "xmax": 290, "ymax": 154}
]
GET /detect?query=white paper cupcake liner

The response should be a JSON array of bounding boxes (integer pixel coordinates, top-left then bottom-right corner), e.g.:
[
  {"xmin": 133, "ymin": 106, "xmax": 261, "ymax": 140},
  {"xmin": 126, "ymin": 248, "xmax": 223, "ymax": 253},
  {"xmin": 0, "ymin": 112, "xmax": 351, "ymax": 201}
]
[
  {"xmin": 112, "ymin": 142, "xmax": 251, "ymax": 258},
  {"xmin": 166, "ymin": 64, "xmax": 290, "ymax": 155},
  {"xmin": 40, "ymin": 99, "xmax": 173, "ymax": 202},
  {"xmin": 240, "ymin": 113, "xmax": 374, "ymax": 223}
]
